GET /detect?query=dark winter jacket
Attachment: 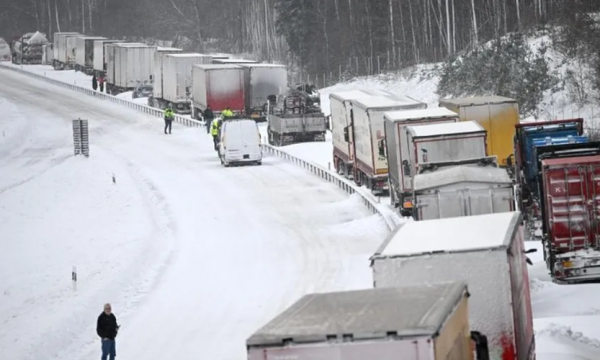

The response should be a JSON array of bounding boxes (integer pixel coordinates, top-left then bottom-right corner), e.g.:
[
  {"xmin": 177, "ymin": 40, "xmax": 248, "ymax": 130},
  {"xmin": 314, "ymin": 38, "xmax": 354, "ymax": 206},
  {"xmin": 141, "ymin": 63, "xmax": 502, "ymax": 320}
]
[
  {"xmin": 97, "ymin": 312, "xmax": 119, "ymax": 340},
  {"xmin": 203, "ymin": 108, "xmax": 214, "ymax": 119}
]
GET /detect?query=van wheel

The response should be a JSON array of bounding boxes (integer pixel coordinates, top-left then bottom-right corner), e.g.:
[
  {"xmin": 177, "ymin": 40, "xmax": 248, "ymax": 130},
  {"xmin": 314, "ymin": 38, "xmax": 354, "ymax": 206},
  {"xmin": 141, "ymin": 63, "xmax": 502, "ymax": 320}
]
[{"xmin": 256, "ymin": 161, "xmax": 262, "ymax": 166}]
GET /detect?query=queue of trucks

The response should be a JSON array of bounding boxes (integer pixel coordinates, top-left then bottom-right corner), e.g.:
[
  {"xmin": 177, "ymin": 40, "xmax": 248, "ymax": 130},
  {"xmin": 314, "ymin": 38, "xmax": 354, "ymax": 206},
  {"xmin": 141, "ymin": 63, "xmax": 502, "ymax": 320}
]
[{"xmin": 42, "ymin": 31, "xmax": 326, "ymax": 133}]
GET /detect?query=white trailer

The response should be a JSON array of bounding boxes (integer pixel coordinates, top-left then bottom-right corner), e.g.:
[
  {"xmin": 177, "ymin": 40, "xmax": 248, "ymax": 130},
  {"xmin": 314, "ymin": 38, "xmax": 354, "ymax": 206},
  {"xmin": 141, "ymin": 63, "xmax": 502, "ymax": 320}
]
[
  {"xmin": 329, "ymin": 90, "xmax": 372, "ymax": 179},
  {"xmin": 240, "ymin": 63, "xmax": 287, "ymax": 121},
  {"xmin": 247, "ymin": 282, "xmax": 484, "ymax": 360},
  {"xmin": 74, "ymin": 36, "xmax": 106, "ymax": 74},
  {"xmin": 383, "ymin": 107, "xmax": 460, "ymax": 214},
  {"xmin": 413, "ymin": 165, "xmax": 514, "ymax": 221},
  {"xmin": 149, "ymin": 47, "xmax": 183, "ymax": 108},
  {"xmin": 160, "ymin": 53, "xmax": 213, "ymax": 114},
  {"xmin": 213, "ymin": 58, "xmax": 258, "ymax": 64},
  {"xmin": 371, "ymin": 211, "xmax": 536, "ymax": 360},
  {"xmin": 191, "ymin": 64, "xmax": 246, "ymax": 115},
  {"xmin": 52, "ymin": 32, "xmax": 80, "ymax": 70},
  {"xmin": 403, "ymin": 121, "xmax": 487, "ymax": 194},
  {"xmin": 350, "ymin": 95, "xmax": 426, "ymax": 194},
  {"xmin": 105, "ymin": 43, "xmax": 155, "ymax": 95},
  {"xmin": 92, "ymin": 39, "xmax": 120, "ymax": 77}
]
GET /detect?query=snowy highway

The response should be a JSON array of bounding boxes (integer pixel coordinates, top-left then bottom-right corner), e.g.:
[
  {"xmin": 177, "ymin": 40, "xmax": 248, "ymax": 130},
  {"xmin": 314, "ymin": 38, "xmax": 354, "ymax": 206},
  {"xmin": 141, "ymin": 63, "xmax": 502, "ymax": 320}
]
[{"xmin": 0, "ymin": 67, "xmax": 388, "ymax": 359}]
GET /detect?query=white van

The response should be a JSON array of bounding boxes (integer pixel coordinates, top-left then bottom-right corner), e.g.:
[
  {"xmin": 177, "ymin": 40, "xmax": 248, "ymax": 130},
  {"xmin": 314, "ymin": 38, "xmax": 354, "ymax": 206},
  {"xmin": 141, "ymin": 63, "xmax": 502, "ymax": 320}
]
[{"xmin": 219, "ymin": 119, "xmax": 262, "ymax": 166}]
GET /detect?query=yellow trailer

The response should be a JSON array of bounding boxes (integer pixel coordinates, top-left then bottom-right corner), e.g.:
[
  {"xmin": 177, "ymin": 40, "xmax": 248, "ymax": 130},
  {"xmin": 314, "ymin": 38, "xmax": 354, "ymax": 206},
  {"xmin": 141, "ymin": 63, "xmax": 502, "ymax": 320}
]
[{"xmin": 439, "ymin": 96, "xmax": 519, "ymax": 167}]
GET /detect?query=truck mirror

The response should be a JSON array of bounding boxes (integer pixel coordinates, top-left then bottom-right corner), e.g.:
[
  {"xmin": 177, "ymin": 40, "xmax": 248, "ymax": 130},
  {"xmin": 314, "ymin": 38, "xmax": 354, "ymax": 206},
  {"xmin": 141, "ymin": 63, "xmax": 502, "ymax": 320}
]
[
  {"xmin": 525, "ymin": 248, "xmax": 538, "ymax": 254},
  {"xmin": 343, "ymin": 126, "xmax": 350, "ymax": 142}
]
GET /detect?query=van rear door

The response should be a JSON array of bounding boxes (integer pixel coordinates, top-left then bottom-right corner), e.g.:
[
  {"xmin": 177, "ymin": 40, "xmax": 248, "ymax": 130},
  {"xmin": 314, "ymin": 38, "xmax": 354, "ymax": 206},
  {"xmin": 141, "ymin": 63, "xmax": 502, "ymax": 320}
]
[{"xmin": 240, "ymin": 120, "xmax": 261, "ymax": 159}]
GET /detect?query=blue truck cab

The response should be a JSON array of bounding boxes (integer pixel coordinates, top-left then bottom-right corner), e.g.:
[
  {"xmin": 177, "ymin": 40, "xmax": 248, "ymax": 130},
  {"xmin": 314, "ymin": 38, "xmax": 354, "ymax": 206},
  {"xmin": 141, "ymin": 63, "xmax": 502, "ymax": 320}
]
[{"xmin": 514, "ymin": 119, "xmax": 588, "ymax": 223}]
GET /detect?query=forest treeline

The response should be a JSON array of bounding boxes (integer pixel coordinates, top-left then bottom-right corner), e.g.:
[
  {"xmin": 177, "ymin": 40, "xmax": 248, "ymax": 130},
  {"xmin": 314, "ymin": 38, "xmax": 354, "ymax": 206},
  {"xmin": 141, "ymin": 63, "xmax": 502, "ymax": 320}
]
[{"xmin": 1, "ymin": 0, "xmax": 599, "ymax": 85}]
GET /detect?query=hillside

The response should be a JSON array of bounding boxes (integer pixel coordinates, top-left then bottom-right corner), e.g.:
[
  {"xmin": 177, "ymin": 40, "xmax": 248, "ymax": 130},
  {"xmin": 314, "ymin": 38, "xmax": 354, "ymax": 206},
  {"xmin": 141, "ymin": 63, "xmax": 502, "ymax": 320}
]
[{"xmin": 320, "ymin": 30, "xmax": 600, "ymax": 130}]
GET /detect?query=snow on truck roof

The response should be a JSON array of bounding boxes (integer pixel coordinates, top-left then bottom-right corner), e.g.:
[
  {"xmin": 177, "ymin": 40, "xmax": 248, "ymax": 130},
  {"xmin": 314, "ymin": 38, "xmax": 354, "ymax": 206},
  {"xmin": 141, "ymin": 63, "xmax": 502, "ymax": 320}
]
[
  {"xmin": 384, "ymin": 107, "xmax": 458, "ymax": 122},
  {"xmin": 352, "ymin": 95, "xmax": 423, "ymax": 110},
  {"xmin": 238, "ymin": 63, "xmax": 285, "ymax": 68},
  {"xmin": 439, "ymin": 96, "xmax": 517, "ymax": 106},
  {"xmin": 193, "ymin": 64, "xmax": 242, "ymax": 70},
  {"xmin": 414, "ymin": 165, "xmax": 511, "ymax": 191},
  {"xmin": 166, "ymin": 53, "xmax": 210, "ymax": 58},
  {"xmin": 329, "ymin": 90, "xmax": 371, "ymax": 101},
  {"xmin": 246, "ymin": 281, "xmax": 468, "ymax": 346},
  {"xmin": 373, "ymin": 212, "xmax": 521, "ymax": 259},
  {"xmin": 157, "ymin": 47, "xmax": 183, "ymax": 51},
  {"xmin": 407, "ymin": 120, "xmax": 484, "ymax": 137}
]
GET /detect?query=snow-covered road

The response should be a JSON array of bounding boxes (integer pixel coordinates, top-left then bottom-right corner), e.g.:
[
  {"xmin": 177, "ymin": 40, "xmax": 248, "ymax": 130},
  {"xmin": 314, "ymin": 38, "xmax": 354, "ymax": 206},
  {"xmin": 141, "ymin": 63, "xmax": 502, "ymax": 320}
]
[{"xmin": 0, "ymin": 67, "xmax": 388, "ymax": 359}]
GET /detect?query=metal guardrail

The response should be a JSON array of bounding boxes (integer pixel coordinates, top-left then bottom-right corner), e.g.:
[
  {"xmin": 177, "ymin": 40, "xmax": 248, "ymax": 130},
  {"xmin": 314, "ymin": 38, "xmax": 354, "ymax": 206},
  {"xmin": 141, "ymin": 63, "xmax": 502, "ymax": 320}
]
[{"xmin": 0, "ymin": 62, "xmax": 401, "ymax": 230}]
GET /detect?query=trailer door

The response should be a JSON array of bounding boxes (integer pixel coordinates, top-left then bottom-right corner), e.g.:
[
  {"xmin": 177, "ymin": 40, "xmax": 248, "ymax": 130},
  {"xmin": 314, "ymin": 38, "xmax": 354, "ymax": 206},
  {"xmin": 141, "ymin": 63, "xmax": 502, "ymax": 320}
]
[{"xmin": 544, "ymin": 163, "xmax": 600, "ymax": 251}]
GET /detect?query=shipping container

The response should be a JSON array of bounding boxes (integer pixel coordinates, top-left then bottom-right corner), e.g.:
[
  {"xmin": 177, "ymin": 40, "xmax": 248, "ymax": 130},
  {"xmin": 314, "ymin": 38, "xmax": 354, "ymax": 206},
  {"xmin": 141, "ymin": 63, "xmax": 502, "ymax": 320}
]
[
  {"xmin": 74, "ymin": 36, "xmax": 106, "ymax": 74},
  {"xmin": 52, "ymin": 32, "xmax": 79, "ymax": 69},
  {"xmin": 439, "ymin": 96, "xmax": 519, "ymax": 167},
  {"xmin": 150, "ymin": 47, "xmax": 183, "ymax": 105},
  {"xmin": 371, "ymin": 211, "xmax": 535, "ymax": 360},
  {"xmin": 350, "ymin": 95, "xmax": 427, "ymax": 194},
  {"xmin": 514, "ymin": 119, "xmax": 588, "ymax": 239},
  {"xmin": 105, "ymin": 43, "xmax": 155, "ymax": 95},
  {"xmin": 191, "ymin": 64, "xmax": 245, "ymax": 114},
  {"xmin": 240, "ymin": 63, "xmax": 287, "ymax": 120},
  {"xmin": 413, "ymin": 165, "xmax": 514, "ymax": 221},
  {"xmin": 404, "ymin": 121, "xmax": 487, "ymax": 194},
  {"xmin": 539, "ymin": 144, "xmax": 600, "ymax": 282},
  {"xmin": 383, "ymin": 107, "xmax": 460, "ymax": 213},
  {"xmin": 213, "ymin": 58, "xmax": 258, "ymax": 64},
  {"xmin": 247, "ymin": 282, "xmax": 477, "ymax": 360},
  {"xmin": 92, "ymin": 39, "xmax": 120, "ymax": 76},
  {"xmin": 161, "ymin": 53, "xmax": 212, "ymax": 114}
]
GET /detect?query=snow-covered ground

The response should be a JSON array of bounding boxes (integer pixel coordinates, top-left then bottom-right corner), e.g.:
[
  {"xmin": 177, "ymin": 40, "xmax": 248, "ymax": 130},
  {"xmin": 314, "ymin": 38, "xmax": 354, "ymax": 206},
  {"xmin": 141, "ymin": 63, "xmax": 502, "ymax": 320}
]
[
  {"xmin": 0, "ymin": 66, "xmax": 388, "ymax": 359},
  {"xmin": 4, "ymin": 44, "xmax": 600, "ymax": 357}
]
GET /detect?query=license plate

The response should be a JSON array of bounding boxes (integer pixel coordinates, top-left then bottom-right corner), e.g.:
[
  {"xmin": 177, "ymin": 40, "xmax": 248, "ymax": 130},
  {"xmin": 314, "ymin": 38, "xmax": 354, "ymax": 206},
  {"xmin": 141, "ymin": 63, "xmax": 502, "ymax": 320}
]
[{"xmin": 243, "ymin": 154, "xmax": 249, "ymax": 159}]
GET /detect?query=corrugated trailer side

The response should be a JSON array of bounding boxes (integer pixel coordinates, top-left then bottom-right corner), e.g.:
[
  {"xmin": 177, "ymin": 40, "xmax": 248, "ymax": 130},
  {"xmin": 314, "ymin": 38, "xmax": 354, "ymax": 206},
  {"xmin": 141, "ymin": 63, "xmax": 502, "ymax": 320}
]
[
  {"xmin": 413, "ymin": 165, "xmax": 514, "ymax": 221},
  {"xmin": 112, "ymin": 44, "xmax": 154, "ymax": 90},
  {"xmin": 52, "ymin": 32, "xmax": 79, "ymax": 67},
  {"xmin": 241, "ymin": 64, "xmax": 287, "ymax": 118}
]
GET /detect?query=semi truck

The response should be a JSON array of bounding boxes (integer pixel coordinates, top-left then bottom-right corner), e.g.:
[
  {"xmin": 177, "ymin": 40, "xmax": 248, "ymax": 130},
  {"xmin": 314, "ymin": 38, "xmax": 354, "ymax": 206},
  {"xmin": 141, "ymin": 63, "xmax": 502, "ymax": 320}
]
[
  {"xmin": 413, "ymin": 163, "xmax": 514, "ymax": 221},
  {"xmin": 105, "ymin": 43, "xmax": 155, "ymax": 95},
  {"xmin": 191, "ymin": 64, "xmax": 245, "ymax": 117},
  {"xmin": 41, "ymin": 44, "xmax": 53, "ymax": 65},
  {"xmin": 403, "ymin": 121, "xmax": 488, "ymax": 190},
  {"xmin": 159, "ymin": 53, "xmax": 213, "ymax": 114},
  {"xmin": 266, "ymin": 89, "xmax": 327, "ymax": 146},
  {"xmin": 74, "ymin": 36, "xmax": 106, "ymax": 74},
  {"xmin": 513, "ymin": 119, "xmax": 588, "ymax": 239},
  {"xmin": 537, "ymin": 141, "xmax": 600, "ymax": 283},
  {"xmin": 53, "ymin": 32, "xmax": 80, "ymax": 70},
  {"xmin": 92, "ymin": 39, "xmax": 120, "ymax": 77},
  {"xmin": 371, "ymin": 211, "xmax": 536, "ymax": 360},
  {"xmin": 329, "ymin": 89, "xmax": 409, "ymax": 180},
  {"xmin": 240, "ymin": 63, "xmax": 287, "ymax": 121},
  {"xmin": 12, "ymin": 31, "xmax": 48, "ymax": 65},
  {"xmin": 148, "ymin": 47, "xmax": 184, "ymax": 108},
  {"xmin": 247, "ymin": 282, "xmax": 491, "ymax": 360},
  {"xmin": 439, "ymin": 96, "xmax": 519, "ymax": 170},
  {"xmin": 382, "ymin": 107, "xmax": 460, "ymax": 212},
  {"xmin": 350, "ymin": 95, "xmax": 427, "ymax": 194}
]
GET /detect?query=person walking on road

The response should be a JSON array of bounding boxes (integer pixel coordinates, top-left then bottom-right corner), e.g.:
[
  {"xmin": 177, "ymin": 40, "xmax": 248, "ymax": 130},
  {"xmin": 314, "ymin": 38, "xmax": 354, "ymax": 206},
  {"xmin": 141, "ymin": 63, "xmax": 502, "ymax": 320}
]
[
  {"xmin": 92, "ymin": 75, "xmax": 98, "ymax": 91},
  {"xmin": 98, "ymin": 76, "xmax": 105, "ymax": 92},
  {"xmin": 211, "ymin": 117, "xmax": 221, "ymax": 150},
  {"xmin": 203, "ymin": 105, "xmax": 214, "ymax": 134},
  {"xmin": 97, "ymin": 303, "xmax": 120, "ymax": 360},
  {"xmin": 164, "ymin": 107, "xmax": 175, "ymax": 134}
]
